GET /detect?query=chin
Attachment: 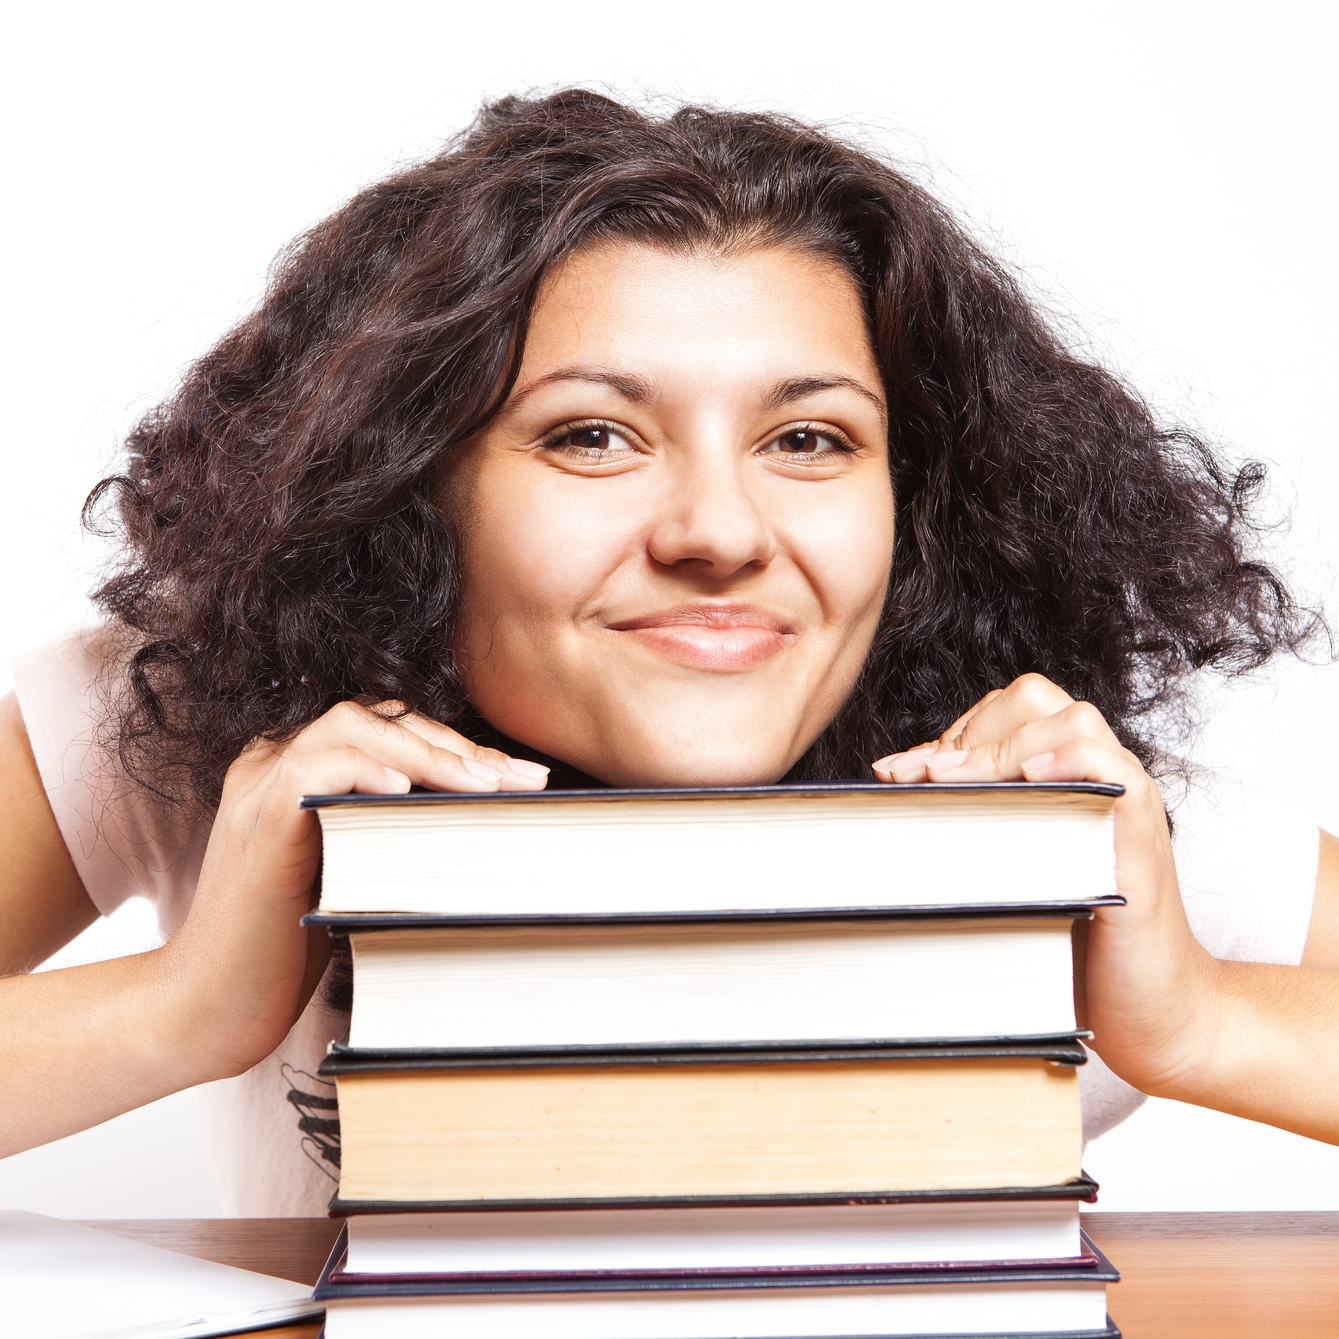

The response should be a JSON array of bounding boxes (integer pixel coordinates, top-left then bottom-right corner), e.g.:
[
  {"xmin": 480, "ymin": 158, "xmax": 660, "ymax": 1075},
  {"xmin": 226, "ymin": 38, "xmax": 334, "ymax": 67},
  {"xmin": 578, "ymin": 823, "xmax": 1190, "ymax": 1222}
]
[
  {"xmin": 579, "ymin": 740, "xmax": 800, "ymax": 790},
  {"xmin": 478, "ymin": 699, "xmax": 820, "ymax": 790}
]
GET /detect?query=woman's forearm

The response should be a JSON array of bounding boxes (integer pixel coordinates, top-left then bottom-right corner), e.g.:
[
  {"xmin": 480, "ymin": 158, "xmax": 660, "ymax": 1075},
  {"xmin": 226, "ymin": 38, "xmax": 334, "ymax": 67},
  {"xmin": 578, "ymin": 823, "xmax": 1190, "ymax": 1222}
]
[
  {"xmin": 1146, "ymin": 960, "xmax": 1339, "ymax": 1144},
  {"xmin": 0, "ymin": 949, "xmax": 221, "ymax": 1157},
  {"xmin": 0, "ymin": 699, "xmax": 548, "ymax": 1161}
]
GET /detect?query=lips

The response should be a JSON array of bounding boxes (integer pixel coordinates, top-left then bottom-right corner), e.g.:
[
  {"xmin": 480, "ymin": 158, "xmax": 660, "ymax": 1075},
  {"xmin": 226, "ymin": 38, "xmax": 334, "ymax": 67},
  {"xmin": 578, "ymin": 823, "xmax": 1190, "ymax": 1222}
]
[{"xmin": 606, "ymin": 603, "xmax": 794, "ymax": 671}]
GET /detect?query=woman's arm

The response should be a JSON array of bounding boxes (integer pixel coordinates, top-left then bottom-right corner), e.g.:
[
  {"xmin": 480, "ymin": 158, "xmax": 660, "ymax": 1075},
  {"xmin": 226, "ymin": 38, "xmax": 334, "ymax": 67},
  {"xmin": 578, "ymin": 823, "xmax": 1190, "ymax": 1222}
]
[
  {"xmin": 1302, "ymin": 831, "xmax": 1339, "ymax": 968},
  {"xmin": 0, "ymin": 689, "xmax": 201, "ymax": 1151},
  {"xmin": 1165, "ymin": 841, "xmax": 1339, "ymax": 1139},
  {"xmin": 0, "ymin": 693, "xmax": 548, "ymax": 1158},
  {"xmin": 873, "ymin": 675, "xmax": 1339, "ymax": 1146},
  {"xmin": 0, "ymin": 693, "xmax": 99, "ymax": 973}
]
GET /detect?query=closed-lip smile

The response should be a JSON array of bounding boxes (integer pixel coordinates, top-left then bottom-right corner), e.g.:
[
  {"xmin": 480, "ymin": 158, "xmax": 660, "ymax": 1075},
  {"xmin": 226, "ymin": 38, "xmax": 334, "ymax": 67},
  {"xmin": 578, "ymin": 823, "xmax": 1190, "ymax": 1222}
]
[{"xmin": 606, "ymin": 602, "xmax": 795, "ymax": 671}]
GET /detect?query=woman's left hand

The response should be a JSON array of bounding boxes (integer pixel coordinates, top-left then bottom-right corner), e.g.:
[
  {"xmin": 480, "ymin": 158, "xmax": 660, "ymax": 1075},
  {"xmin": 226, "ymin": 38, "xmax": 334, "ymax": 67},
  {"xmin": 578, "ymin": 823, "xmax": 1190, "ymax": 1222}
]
[{"xmin": 871, "ymin": 672, "xmax": 1218, "ymax": 1098}]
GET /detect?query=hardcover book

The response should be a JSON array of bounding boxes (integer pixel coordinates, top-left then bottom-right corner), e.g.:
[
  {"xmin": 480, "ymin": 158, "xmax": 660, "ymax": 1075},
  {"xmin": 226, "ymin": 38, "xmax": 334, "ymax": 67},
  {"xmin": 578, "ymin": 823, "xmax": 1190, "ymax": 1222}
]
[
  {"xmin": 318, "ymin": 914, "xmax": 1087, "ymax": 1052},
  {"xmin": 316, "ymin": 1224, "xmax": 1121, "ymax": 1338},
  {"xmin": 303, "ymin": 781, "xmax": 1122, "ymax": 918},
  {"xmin": 323, "ymin": 1042, "xmax": 1085, "ymax": 1210},
  {"xmin": 330, "ymin": 1199, "xmax": 1097, "ymax": 1282}
]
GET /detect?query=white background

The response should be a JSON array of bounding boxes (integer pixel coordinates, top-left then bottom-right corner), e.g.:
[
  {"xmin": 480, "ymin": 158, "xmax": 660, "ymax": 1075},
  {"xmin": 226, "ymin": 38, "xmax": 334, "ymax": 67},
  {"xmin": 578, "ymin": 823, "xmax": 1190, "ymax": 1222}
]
[{"xmin": 2, "ymin": 2, "xmax": 1337, "ymax": 1215}]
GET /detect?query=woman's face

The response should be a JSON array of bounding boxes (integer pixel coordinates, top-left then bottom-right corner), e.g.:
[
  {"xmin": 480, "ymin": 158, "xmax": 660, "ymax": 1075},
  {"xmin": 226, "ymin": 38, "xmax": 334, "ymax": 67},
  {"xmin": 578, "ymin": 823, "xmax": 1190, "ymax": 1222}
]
[{"xmin": 451, "ymin": 241, "xmax": 894, "ymax": 786}]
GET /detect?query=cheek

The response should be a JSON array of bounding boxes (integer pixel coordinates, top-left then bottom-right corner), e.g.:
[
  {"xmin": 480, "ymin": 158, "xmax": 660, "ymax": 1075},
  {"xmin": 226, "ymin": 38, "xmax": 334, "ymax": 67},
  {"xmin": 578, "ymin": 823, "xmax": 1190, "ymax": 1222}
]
[
  {"xmin": 459, "ymin": 469, "xmax": 642, "ymax": 646},
  {"xmin": 781, "ymin": 474, "xmax": 895, "ymax": 625}
]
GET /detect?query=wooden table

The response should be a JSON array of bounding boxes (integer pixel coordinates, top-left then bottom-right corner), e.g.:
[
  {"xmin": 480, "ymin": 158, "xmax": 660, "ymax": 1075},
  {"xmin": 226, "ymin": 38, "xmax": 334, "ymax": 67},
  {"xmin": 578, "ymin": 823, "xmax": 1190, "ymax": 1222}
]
[{"xmin": 81, "ymin": 1213, "xmax": 1339, "ymax": 1338}]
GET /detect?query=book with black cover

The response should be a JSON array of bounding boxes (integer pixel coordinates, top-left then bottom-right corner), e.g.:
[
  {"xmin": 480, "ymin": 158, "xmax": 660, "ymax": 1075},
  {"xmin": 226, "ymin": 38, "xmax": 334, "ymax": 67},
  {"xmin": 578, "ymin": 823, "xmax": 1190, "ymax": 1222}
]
[
  {"xmin": 302, "ymin": 781, "xmax": 1122, "ymax": 918},
  {"xmin": 317, "ymin": 1223, "xmax": 1119, "ymax": 1295},
  {"xmin": 327, "ymin": 1198, "xmax": 1098, "ymax": 1283},
  {"xmin": 316, "ymin": 1224, "xmax": 1121, "ymax": 1338},
  {"xmin": 309, "ymin": 912, "xmax": 1101, "ymax": 1053},
  {"xmin": 322, "ymin": 1041, "xmax": 1086, "ymax": 1212}
]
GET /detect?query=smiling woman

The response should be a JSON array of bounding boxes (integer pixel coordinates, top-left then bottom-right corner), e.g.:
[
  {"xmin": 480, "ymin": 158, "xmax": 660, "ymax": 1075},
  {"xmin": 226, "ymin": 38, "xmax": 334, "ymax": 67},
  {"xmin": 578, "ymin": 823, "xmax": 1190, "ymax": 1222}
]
[
  {"xmin": 1, "ymin": 89, "xmax": 1335, "ymax": 1216},
  {"xmin": 452, "ymin": 243, "xmax": 894, "ymax": 786}
]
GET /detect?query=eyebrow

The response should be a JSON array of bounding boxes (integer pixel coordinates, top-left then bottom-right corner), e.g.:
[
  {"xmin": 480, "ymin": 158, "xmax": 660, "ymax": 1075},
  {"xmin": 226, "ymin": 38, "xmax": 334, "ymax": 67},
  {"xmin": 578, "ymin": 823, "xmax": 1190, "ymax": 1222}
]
[
  {"xmin": 503, "ymin": 367, "xmax": 886, "ymax": 417},
  {"xmin": 760, "ymin": 375, "xmax": 886, "ymax": 416},
  {"xmin": 504, "ymin": 368, "xmax": 658, "ymax": 410}
]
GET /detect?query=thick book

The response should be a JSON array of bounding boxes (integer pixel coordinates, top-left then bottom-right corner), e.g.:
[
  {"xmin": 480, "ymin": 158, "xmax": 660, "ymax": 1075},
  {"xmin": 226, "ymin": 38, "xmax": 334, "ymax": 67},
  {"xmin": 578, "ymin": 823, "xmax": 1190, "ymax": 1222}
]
[
  {"xmin": 323, "ymin": 1043, "xmax": 1084, "ymax": 1210},
  {"xmin": 317, "ymin": 1226, "xmax": 1120, "ymax": 1338},
  {"xmin": 330, "ymin": 1200, "xmax": 1094, "ymax": 1282},
  {"xmin": 303, "ymin": 781, "xmax": 1121, "ymax": 918},
  {"xmin": 323, "ymin": 914, "xmax": 1082, "ymax": 1052}
]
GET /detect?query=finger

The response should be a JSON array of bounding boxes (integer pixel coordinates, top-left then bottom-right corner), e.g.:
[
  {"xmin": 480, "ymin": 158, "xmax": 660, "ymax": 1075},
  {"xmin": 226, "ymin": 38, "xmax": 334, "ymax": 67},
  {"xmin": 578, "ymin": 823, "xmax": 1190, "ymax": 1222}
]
[
  {"xmin": 364, "ymin": 703, "xmax": 550, "ymax": 790},
  {"xmin": 288, "ymin": 702, "xmax": 513, "ymax": 793},
  {"xmin": 1016, "ymin": 735, "xmax": 1145, "ymax": 792},
  {"xmin": 873, "ymin": 675, "xmax": 1078, "ymax": 783},
  {"xmin": 270, "ymin": 744, "xmax": 414, "ymax": 807},
  {"xmin": 942, "ymin": 674, "xmax": 1074, "ymax": 751},
  {"xmin": 216, "ymin": 744, "xmax": 420, "ymax": 916},
  {"xmin": 936, "ymin": 688, "xmax": 1006, "ymax": 750},
  {"xmin": 924, "ymin": 699, "xmax": 1123, "ymax": 783},
  {"xmin": 871, "ymin": 743, "xmax": 940, "ymax": 783}
]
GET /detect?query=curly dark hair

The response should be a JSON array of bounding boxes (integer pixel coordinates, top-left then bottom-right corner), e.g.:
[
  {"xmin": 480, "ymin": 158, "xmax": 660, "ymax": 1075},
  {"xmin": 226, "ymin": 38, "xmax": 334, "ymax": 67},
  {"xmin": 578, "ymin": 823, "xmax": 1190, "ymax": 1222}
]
[{"xmin": 87, "ymin": 87, "xmax": 1313, "ymax": 811}]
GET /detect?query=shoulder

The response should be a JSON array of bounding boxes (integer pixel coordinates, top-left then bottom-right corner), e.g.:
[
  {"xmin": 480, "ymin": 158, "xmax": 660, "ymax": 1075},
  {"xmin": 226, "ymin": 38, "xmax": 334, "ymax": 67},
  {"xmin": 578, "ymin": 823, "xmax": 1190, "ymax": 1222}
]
[
  {"xmin": 10, "ymin": 625, "xmax": 210, "ymax": 928},
  {"xmin": 1168, "ymin": 763, "xmax": 1319, "ymax": 966},
  {"xmin": 11, "ymin": 624, "xmax": 129, "ymax": 839},
  {"xmin": 11, "ymin": 623, "xmax": 128, "ymax": 737}
]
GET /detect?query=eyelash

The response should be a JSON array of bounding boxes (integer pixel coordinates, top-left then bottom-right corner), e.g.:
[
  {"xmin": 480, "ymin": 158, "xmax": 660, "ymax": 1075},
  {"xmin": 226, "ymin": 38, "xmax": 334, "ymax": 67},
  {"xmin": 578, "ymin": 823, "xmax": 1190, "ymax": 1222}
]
[
  {"xmin": 538, "ymin": 419, "xmax": 636, "ymax": 458},
  {"xmin": 766, "ymin": 424, "xmax": 858, "ymax": 459},
  {"xmin": 536, "ymin": 419, "xmax": 859, "ymax": 460}
]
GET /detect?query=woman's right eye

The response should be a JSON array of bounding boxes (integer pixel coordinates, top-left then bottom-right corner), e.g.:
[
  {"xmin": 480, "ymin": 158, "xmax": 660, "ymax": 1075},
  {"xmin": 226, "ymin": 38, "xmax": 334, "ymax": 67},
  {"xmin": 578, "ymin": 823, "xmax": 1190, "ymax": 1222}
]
[{"xmin": 542, "ymin": 423, "xmax": 636, "ymax": 458}]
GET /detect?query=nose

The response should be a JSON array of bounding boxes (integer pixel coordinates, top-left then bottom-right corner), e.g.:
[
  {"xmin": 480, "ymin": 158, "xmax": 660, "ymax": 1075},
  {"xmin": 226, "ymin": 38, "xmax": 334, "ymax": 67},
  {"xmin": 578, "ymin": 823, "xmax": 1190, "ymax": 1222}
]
[{"xmin": 645, "ymin": 446, "xmax": 779, "ymax": 578}]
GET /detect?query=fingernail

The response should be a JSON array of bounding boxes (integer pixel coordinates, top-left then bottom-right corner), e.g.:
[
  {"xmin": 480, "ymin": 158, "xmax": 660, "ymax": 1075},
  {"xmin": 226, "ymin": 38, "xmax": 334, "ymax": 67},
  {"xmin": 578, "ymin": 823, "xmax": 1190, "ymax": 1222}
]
[
  {"xmin": 505, "ymin": 757, "xmax": 551, "ymax": 779},
  {"xmin": 464, "ymin": 758, "xmax": 503, "ymax": 780},
  {"xmin": 874, "ymin": 745, "xmax": 938, "ymax": 772},
  {"xmin": 1022, "ymin": 752, "xmax": 1055, "ymax": 773},
  {"xmin": 382, "ymin": 767, "xmax": 410, "ymax": 790},
  {"xmin": 926, "ymin": 748, "xmax": 970, "ymax": 771}
]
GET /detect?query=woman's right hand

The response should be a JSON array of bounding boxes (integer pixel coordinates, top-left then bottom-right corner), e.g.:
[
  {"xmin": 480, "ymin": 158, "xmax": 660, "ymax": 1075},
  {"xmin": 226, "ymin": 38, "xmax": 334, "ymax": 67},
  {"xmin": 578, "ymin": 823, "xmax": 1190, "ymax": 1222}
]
[{"xmin": 162, "ymin": 701, "xmax": 548, "ymax": 1079}]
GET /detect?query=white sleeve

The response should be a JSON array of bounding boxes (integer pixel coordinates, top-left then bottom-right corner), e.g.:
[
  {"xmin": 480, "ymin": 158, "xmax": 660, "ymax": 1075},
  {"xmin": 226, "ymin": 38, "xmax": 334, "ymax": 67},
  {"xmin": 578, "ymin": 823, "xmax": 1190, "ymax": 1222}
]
[
  {"xmin": 11, "ymin": 625, "xmax": 210, "ymax": 937},
  {"xmin": 1171, "ymin": 768, "xmax": 1319, "ymax": 966},
  {"xmin": 1082, "ymin": 766, "xmax": 1319, "ymax": 1144}
]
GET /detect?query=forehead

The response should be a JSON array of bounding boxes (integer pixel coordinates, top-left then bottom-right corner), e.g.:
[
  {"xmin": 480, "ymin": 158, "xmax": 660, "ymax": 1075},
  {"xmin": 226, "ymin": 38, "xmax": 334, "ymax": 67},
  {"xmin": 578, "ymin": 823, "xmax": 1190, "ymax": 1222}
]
[{"xmin": 520, "ymin": 241, "xmax": 879, "ymax": 388}]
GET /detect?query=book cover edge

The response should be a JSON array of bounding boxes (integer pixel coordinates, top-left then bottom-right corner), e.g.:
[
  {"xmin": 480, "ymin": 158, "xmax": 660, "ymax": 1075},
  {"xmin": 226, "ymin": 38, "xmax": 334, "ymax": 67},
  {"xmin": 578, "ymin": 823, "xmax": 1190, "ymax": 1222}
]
[
  {"xmin": 301, "ymin": 779, "xmax": 1125, "ymax": 809},
  {"xmin": 326, "ymin": 1173, "xmax": 1102, "ymax": 1216},
  {"xmin": 303, "ymin": 897, "xmax": 1125, "ymax": 929}
]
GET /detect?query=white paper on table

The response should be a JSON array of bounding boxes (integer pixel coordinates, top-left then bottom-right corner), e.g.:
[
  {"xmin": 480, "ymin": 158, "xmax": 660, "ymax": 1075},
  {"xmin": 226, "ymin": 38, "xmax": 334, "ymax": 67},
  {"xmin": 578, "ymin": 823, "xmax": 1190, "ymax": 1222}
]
[{"xmin": 0, "ymin": 1210, "xmax": 323, "ymax": 1339}]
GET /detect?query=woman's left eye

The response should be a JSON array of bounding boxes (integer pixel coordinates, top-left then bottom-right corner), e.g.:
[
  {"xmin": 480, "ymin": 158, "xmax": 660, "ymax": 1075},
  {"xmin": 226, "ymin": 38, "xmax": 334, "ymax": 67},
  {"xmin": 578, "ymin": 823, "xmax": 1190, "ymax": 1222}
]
[{"xmin": 762, "ymin": 429, "xmax": 853, "ymax": 457}]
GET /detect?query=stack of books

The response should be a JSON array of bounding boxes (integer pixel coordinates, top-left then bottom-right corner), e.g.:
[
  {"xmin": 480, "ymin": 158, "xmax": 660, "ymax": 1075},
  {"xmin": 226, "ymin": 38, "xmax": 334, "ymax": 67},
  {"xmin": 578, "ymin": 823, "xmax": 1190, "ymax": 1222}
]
[{"xmin": 306, "ymin": 782, "xmax": 1123, "ymax": 1338}]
